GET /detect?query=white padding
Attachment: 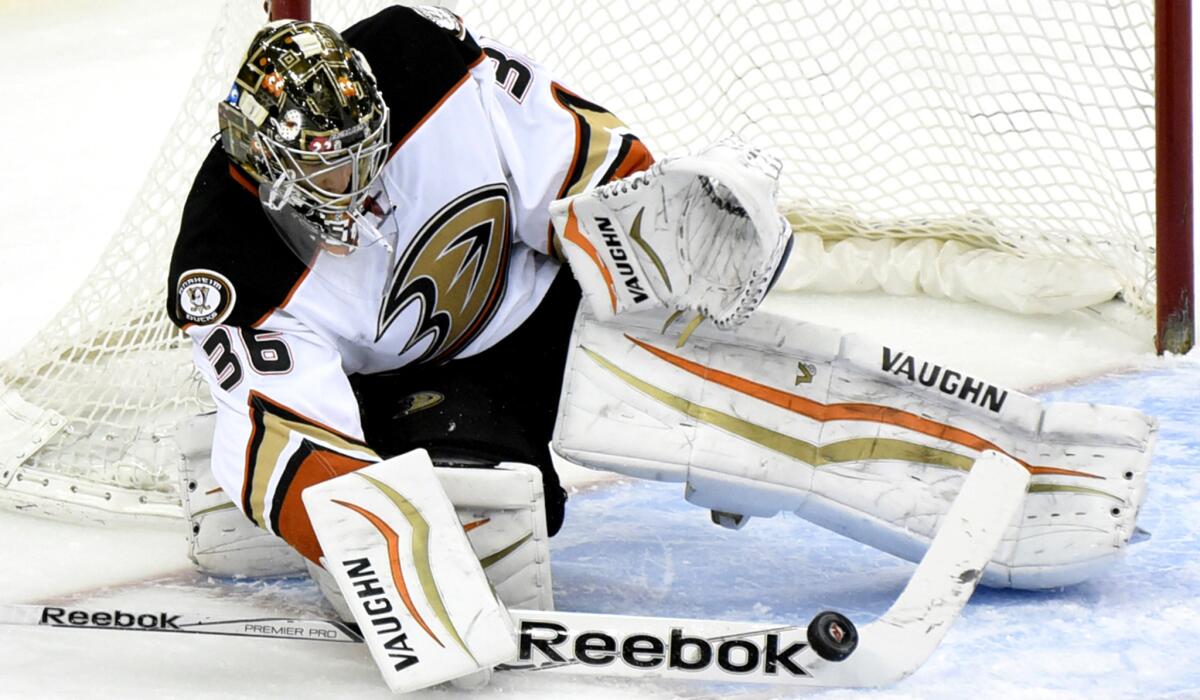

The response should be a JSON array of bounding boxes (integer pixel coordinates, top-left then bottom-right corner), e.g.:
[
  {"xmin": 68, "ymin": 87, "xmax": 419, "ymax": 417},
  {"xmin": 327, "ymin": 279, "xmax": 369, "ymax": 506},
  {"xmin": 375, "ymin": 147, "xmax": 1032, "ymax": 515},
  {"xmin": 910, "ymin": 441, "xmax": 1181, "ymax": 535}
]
[
  {"xmin": 551, "ymin": 138, "xmax": 792, "ymax": 328},
  {"xmin": 0, "ymin": 382, "xmax": 65, "ymax": 487},
  {"xmin": 553, "ymin": 305, "xmax": 1156, "ymax": 589},
  {"xmin": 178, "ymin": 414, "xmax": 306, "ymax": 578},
  {"xmin": 308, "ymin": 463, "xmax": 553, "ymax": 620},
  {"xmin": 183, "ymin": 424, "xmax": 553, "ymax": 611},
  {"xmin": 436, "ymin": 463, "xmax": 554, "ymax": 612},
  {"xmin": 774, "ymin": 231, "xmax": 1123, "ymax": 314}
]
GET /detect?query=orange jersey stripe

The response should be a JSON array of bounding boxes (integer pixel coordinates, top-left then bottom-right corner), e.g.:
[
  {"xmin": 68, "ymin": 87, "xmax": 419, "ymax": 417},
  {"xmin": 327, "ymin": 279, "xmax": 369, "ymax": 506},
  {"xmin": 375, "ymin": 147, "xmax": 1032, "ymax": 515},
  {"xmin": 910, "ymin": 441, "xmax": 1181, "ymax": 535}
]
[
  {"xmin": 610, "ymin": 137, "xmax": 654, "ymax": 181},
  {"xmin": 241, "ymin": 390, "xmax": 378, "ymax": 538},
  {"xmin": 227, "ymin": 164, "xmax": 259, "ymax": 197},
  {"xmin": 277, "ymin": 449, "xmax": 375, "ymax": 563}
]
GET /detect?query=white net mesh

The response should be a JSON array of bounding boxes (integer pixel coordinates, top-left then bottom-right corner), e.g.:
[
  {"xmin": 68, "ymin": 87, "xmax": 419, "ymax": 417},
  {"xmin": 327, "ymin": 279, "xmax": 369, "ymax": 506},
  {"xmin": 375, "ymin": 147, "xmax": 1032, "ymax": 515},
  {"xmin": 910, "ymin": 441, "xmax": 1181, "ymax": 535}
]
[
  {"xmin": 0, "ymin": 0, "xmax": 396, "ymax": 517},
  {"xmin": 458, "ymin": 0, "xmax": 1156, "ymax": 309},
  {"xmin": 0, "ymin": 0, "xmax": 1158, "ymax": 519}
]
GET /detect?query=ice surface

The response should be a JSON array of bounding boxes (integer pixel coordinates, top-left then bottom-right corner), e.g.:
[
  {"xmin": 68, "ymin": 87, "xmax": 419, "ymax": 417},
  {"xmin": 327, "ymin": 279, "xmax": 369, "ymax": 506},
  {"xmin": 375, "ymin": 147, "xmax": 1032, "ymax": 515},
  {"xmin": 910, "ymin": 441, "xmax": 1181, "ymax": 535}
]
[
  {"xmin": 2, "ymin": 358, "xmax": 1198, "ymax": 698},
  {"xmin": 1, "ymin": 1, "xmax": 1198, "ymax": 698}
]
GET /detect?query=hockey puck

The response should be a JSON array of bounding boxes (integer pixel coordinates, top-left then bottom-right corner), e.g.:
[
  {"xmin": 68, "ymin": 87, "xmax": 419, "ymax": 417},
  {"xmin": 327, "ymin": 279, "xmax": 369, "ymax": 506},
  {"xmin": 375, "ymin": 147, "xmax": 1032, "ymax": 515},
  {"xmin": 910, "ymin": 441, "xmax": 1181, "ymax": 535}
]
[{"xmin": 806, "ymin": 611, "xmax": 858, "ymax": 662}]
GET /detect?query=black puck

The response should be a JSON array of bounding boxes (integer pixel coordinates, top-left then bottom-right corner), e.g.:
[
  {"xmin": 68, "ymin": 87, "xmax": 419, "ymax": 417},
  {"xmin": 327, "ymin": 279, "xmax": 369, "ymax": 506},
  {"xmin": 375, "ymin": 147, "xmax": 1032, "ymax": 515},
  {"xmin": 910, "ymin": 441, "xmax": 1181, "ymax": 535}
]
[{"xmin": 806, "ymin": 611, "xmax": 859, "ymax": 662}]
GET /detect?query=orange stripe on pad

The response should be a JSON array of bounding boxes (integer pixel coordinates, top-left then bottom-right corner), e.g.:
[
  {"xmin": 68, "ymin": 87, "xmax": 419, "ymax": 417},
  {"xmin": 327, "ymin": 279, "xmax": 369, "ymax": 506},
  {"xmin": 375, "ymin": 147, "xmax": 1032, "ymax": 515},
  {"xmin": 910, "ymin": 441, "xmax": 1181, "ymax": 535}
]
[
  {"xmin": 625, "ymin": 334, "xmax": 1101, "ymax": 480},
  {"xmin": 332, "ymin": 499, "xmax": 445, "ymax": 648},
  {"xmin": 564, "ymin": 203, "xmax": 618, "ymax": 312}
]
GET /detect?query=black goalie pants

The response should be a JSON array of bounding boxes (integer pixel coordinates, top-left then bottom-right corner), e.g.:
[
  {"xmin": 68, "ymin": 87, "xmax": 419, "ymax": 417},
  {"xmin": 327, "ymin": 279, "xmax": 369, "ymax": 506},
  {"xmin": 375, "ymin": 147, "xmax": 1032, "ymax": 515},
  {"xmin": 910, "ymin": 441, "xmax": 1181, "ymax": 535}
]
[{"xmin": 349, "ymin": 268, "xmax": 579, "ymax": 536}]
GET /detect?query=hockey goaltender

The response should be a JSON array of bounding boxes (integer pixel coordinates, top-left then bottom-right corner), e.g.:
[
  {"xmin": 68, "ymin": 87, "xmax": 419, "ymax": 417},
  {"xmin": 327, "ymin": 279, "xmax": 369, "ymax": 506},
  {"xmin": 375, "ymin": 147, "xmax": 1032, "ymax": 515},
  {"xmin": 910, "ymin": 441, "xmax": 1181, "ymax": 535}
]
[{"xmin": 164, "ymin": 6, "xmax": 1156, "ymax": 693}]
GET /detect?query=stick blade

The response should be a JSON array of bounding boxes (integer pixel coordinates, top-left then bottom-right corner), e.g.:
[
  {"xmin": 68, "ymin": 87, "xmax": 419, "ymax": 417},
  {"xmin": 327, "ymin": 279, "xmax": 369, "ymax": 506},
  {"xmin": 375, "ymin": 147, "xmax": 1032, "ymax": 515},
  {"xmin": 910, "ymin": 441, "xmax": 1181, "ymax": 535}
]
[{"xmin": 824, "ymin": 450, "xmax": 1030, "ymax": 686}]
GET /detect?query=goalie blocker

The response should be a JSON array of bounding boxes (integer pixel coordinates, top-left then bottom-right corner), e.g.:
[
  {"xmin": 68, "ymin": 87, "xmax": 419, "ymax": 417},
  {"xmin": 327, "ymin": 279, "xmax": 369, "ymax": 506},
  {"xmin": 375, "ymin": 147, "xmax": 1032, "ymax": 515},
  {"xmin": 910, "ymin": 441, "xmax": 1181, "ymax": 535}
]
[{"xmin": 553, "ymin": 305, "xmax": 1155, "ymax": 589}]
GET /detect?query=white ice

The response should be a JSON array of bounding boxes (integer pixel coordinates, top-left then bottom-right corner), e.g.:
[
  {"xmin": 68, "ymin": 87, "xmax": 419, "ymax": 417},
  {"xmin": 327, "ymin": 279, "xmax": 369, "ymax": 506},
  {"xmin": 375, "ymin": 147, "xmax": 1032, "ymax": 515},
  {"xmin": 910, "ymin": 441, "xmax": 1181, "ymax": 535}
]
[{"xmin": 0, "ymin": 1, "xmax": 1198, "ymax": 698}]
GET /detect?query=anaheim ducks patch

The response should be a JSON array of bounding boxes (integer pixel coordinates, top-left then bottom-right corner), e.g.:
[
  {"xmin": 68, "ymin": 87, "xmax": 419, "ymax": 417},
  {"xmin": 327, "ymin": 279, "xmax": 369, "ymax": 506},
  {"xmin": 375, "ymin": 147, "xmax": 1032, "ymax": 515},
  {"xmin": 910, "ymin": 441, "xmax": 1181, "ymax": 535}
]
[
  {"xmin": 411, "ymin": 5, "xmax": 466, "ymax": 40},
  {"xmin": 177, "ymin": 269, "xmax": 236, "ymax": 325},
  {"xmin": 378, "ymin": 184, "xmax": 511, "ymax": 363}
]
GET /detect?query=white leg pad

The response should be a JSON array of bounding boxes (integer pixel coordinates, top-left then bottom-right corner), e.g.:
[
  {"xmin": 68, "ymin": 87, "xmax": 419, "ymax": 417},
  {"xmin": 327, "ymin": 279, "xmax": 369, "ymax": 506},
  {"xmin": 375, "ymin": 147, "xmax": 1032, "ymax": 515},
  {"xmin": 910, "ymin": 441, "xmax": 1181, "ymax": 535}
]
[
  {"xmin": 436, "ymin": 462, "xmax": 554, "ymax": 612},
  {"xmin": 303, "ymin": 449, "xmax": 517, "ymax": 693},
  {"xmin": 182, "ymin": 410, "xmax": 553, "ymax": 610},
  {"xmin": 554, "ymin": 305, "xmax": 1157, "ymax": 589}
]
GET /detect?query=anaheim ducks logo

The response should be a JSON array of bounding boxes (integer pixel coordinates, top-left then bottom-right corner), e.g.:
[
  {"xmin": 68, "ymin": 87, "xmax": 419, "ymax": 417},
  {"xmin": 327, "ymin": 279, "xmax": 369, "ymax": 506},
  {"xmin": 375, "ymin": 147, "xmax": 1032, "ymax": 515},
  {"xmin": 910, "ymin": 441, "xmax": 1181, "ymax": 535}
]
[{"xmin": 378, "ymin": 184, "xmax": 511, "ymax": 363}]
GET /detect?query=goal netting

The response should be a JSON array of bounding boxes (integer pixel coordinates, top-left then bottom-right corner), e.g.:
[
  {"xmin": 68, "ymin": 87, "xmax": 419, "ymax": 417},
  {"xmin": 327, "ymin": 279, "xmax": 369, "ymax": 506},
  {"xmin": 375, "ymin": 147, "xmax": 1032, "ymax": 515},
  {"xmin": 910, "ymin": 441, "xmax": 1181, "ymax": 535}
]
[{"xmin": 0, "ymin": 0, "xmax": 1180, "ymax": 523}]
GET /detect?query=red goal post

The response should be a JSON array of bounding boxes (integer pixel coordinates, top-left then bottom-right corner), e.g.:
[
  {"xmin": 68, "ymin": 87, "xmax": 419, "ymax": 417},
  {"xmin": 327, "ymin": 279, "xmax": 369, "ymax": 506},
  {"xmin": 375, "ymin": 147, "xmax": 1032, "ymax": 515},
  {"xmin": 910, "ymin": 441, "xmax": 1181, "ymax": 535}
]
[
  {"xmin": 269, "ymin": 0, "xmax": 311, "ymax": 22},
  {"xmin": 1156, "ymin": 0, "xmax": 1194, "ymax": 355}
]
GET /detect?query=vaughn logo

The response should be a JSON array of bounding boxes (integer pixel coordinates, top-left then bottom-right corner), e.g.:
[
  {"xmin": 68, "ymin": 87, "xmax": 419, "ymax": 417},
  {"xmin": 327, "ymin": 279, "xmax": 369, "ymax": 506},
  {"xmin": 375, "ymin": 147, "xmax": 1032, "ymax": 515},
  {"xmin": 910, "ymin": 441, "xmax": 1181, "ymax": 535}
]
[
  {"xmin": 343, "ymin": 557, "xmax": 420, "ymax": 672},
  {"xmin": 176, "ymin": 269, "xmax": 235, "ymax": 325},
  {"xmin": 882, "ymin": 347, "xmax": 1009, "ymax": 413},
  {"xmin": 516, "ymin": 620, "xmax": 810, "ymax": 676},
  {"xmin": 595, "ymin": 216, "xmax": 649, "ymax": 304}
]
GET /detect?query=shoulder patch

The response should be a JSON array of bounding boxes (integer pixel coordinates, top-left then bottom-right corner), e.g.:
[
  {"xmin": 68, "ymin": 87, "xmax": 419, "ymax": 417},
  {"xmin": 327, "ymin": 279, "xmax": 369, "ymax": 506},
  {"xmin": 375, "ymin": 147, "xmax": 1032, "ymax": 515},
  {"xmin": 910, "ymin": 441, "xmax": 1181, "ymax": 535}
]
[
  {"xmin": 177, "ymin": 269, "xmax": 236, "ymax": 326},
  {"xmin": 410, "ymin": 5, "xmax": 466, "ymax": 39}
]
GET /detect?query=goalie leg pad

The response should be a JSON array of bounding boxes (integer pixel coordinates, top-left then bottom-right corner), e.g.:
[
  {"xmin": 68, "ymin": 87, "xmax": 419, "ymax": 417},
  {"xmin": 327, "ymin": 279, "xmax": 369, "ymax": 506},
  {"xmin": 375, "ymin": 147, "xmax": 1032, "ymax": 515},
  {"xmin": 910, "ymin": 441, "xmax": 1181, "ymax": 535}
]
[
  {"xmin": 311, "ymin": 462, "xmax": 554, "ymax": 619},
  {"xmin": 303, "ymin": 449, "xmax": 518, "ymax": 693},
  {"xmin": 182, "ymin": 410, "xmax": 554, "ymax": 607},
  {"xmin": 436, "ymin": 462, "xmax": 554, "ymax": 612},
  {"xmin": 553, "ymin": 305, "xmax": 1156, "ymax": 589}
]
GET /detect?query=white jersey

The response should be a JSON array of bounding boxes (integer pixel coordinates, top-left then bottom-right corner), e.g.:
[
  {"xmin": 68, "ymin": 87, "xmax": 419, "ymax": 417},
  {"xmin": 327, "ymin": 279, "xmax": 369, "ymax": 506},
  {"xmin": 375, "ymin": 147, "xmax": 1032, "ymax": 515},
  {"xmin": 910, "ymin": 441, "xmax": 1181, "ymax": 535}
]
[{"xmin": 167, "ymin": 6, "xmax": 651, "ymax": 559}]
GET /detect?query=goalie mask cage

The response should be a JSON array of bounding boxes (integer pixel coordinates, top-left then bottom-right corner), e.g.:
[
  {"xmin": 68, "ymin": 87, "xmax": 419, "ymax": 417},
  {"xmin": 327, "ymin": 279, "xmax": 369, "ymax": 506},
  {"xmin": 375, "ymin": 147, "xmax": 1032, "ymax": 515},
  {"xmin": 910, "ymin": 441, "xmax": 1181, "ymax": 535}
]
[{"xmin": 0, "ymin": 0, "xmax": 1191, "ymax": 523}]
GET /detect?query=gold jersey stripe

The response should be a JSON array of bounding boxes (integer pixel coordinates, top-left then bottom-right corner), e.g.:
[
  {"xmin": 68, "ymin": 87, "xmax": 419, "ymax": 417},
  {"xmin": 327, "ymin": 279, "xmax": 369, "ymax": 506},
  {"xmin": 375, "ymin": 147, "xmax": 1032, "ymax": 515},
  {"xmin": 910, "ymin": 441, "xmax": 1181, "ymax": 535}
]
[
  {"xmin": 548, "ymin": 83, "xmax": 653, "ymax": 257},
  {"xmin": 242, "ymin": 391, "xmax": 377, "ymax": 529}
]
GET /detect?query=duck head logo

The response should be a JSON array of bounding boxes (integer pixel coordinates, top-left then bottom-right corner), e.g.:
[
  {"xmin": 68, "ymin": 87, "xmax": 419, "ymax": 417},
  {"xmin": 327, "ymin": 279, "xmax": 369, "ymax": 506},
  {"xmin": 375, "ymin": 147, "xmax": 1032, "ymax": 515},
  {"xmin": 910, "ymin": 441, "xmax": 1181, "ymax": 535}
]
[{"xmin": 377, "ymin": 184, "xmax": 511, "ymax": 363}]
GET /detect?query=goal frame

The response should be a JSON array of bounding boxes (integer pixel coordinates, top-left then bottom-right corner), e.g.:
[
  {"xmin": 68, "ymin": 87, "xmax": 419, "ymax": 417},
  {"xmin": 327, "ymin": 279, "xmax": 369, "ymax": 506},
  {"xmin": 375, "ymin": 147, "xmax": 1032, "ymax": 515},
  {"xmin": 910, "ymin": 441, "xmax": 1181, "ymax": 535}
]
[{"xmin": 1156, "ymin": 0, "xmax": 1195, "ymax": 354}]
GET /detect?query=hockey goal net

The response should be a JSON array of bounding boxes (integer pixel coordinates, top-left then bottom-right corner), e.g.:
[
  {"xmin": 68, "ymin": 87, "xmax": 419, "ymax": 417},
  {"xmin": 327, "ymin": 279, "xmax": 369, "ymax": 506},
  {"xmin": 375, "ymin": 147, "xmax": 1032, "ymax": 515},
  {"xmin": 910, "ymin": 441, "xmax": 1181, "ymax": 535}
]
[{"xmin": 0, "ymin": 0, "xmax": 1190, "ymax": 523}]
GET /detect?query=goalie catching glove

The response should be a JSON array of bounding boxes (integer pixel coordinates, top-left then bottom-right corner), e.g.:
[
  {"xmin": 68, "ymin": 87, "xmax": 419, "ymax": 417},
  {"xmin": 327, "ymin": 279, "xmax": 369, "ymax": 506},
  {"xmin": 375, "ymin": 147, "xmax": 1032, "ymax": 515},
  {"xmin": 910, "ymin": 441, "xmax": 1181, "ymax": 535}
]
[{"xmin": 551, "ymin": 137, "xmax": 793, "ymax": 329}]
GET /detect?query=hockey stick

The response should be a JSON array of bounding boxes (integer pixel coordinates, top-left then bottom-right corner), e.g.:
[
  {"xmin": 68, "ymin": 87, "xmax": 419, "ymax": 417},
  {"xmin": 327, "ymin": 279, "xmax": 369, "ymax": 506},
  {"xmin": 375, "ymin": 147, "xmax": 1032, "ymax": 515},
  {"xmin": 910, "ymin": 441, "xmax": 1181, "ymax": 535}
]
[
  {"xmin": 0, "ymin": 451, "xmax": 1028, "ymax": 688},
  {"xmin": 506, "ymin": 450, "xmax": 1028, "ymax": 686}
]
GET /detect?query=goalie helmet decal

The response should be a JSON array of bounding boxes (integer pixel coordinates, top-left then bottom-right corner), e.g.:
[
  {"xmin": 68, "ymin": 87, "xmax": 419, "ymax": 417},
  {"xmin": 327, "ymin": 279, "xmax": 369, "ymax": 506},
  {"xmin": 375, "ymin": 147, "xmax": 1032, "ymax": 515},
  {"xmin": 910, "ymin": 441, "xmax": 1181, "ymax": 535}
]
[{"xmin": 218, "ymin": 20, "xmax": 390, "ymax": 252}]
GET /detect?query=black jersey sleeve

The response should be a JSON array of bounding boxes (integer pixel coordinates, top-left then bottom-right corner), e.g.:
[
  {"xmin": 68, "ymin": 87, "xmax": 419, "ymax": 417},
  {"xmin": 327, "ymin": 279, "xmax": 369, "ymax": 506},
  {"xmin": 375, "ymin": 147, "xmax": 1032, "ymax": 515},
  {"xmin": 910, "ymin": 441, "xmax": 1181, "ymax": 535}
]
[
  {"xmin": 341, "ymin": 5, "xmax": 485, "ymax": 150},
  {"xmin": 167, "ymin": 144, "xmax": 309, "ymax": 330}
]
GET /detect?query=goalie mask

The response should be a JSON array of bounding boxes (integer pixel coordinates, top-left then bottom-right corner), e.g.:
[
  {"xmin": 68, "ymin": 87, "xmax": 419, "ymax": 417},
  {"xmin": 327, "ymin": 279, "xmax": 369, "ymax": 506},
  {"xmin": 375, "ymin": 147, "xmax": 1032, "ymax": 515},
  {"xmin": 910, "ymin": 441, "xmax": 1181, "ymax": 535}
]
[{"xmin": 219, "ymin": 20, "xmax": 390, "ymax": 253}]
